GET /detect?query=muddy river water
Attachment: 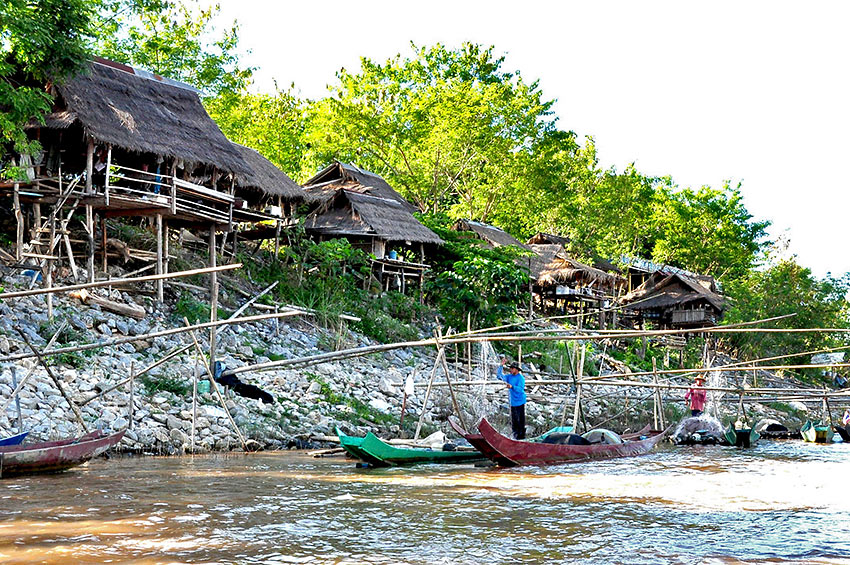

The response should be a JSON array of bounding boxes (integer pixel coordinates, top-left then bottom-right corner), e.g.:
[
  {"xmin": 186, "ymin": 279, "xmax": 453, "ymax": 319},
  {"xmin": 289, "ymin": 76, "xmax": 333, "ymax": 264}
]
[{"xmin": 1, "ymin": 440, "xmax": 849, "ymax": 564}]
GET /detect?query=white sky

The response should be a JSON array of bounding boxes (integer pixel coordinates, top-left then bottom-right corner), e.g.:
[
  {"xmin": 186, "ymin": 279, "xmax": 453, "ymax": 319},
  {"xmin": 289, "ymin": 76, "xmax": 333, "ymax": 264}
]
[{"xmin": 216, "ymin": 0, "xmax": 850, "ymax": 278}]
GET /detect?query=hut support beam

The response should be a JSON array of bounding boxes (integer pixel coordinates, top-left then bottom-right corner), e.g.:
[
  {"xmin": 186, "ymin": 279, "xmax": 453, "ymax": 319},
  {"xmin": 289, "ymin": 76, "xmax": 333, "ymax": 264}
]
[
  {"xmin": 156, "ymin": 214, "xmax": 164, "ymax": 302},
  {"xmin": 100, "ymin": 215, "xmax": 107, "ymax": 275},
  {"xmin": 13, "ymin": 183, "xmax": 22, "ymax": 261},
  {"xmin": 209, "ymin": 226, "xmax": 218, "ymax": 369}
]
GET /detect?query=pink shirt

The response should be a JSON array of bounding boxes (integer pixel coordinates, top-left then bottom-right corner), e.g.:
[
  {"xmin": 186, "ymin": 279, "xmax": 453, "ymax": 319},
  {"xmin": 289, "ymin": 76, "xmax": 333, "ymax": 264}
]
[{"xmin": 685, "ymin": 387, "xmax": 707, "ymax": 412}]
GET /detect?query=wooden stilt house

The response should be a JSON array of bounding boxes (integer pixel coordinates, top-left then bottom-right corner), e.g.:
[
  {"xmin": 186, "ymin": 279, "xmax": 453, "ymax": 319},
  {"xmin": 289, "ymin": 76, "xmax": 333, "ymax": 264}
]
[
  {"xmin": 302, "ymin": 162, "xmax": 443, "ymax": 294},
  {"xmin": 618, "ymin": 271, "xmax": 725, "ymax": 329}
]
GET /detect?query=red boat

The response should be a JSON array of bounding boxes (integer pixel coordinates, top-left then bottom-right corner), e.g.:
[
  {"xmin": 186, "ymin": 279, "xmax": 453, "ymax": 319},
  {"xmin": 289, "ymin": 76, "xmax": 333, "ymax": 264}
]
[
  {"xmin": 448, "ymin": 417, "xmax": 515, "ymax": 467},
  {"xmin": 0, "ymin": 429, "xmax": 125, "ymax": 478},
  {"xmin": 476, "ymin": 417, "xmax": 668, "ymax": 466}
]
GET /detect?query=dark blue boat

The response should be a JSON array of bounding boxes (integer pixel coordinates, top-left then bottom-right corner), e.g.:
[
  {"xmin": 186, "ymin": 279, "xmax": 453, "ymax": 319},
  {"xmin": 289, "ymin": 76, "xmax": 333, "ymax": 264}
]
[{"xmin": 0, "ymin": 431, "xmax": 29, "ymax": 447}]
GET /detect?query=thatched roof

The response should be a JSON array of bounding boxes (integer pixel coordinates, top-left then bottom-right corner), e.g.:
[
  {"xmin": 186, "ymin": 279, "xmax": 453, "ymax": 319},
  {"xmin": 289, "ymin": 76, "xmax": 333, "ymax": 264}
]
[
  {"xmin": 453, "ymin": 219, "xmax": 528, "ymax": 249},
  {"xmin": 530, "ymin": 243, "xmax": 623, "ymax": 287},
  {"xmin": 622, "ymin": 256, "xmax": 718, "ymax": 292},
  {"xmin": 37, "ymin": 58, "xmax": 245, "ymax": 173},
  {"xmin": 303, "ymin": 161, "xmax": 417, "ymax": 212},
  {"xmin": 528, "ymin": 232, "xmax": 621, "ymax": 274},
  {"xmin": 620, "ymin": 272, "xmax": 725, "ymax": 312},
  {"xmin": 230, "ymin": 143, "xmax": 304, "ymax": 202},
  {"xmin": 305, "ymin": 189, "xmax": 443, "ymax": 245}
]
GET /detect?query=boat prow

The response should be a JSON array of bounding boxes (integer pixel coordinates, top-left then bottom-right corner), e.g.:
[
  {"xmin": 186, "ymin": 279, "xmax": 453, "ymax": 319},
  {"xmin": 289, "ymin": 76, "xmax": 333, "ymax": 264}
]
[{"xmin": 0, "ymin": 429, "xmax": 125, "ymax": 478}]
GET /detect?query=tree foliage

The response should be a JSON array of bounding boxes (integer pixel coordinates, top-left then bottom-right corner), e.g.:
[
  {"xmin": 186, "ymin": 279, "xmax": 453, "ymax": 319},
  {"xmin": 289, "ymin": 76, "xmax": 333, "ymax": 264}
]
[
  {"xmin": 93, "ymin": 0, "xmax": 251, "ymax": 95},
  {"xmin": 1, "ymin": 0, "xmax": 95, "ymax": 178},
  {"xmin": 306, "ymin": 42, "xmax": 557, "ymax": 216},
  {"xmin": 724, "ymin": 257, "xmax": 850, "ymax": 370}
]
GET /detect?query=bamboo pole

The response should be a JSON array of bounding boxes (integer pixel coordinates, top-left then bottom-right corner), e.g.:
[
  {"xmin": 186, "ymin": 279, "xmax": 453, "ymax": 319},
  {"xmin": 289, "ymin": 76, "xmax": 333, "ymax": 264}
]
[
  {"xmin": 0, "ymin": 263, "xmax": 242, "ymax": 300},
  {"xmin": 438, "ymin": 337, "xmax": 467, "ymax": 432},
  {"xmin": 156, "ymin": 214, "xmax": 164, "ymax": 302},
  {"xmin": 15, "ymin": 328, "xmax": 88, "ymax": 432},
  {"xmin": 414, "ymin": 346, "xmax": 446, "ymax": 440},
  {"xmin": 183, "ymin": 318, "xmax": 247, "ymax": 451},
  {"xmin": 128, "ymin": 361, "xmax": 135, "ymax": 430},
  {"xmin": 209, "ymin": 227, "xmax": 218, "ymax": 370},
  {"xmin": 0, "ymin": 310, "xmax": 305, "ymax": 364},
  {"xmin": 10, "ymin": 367, "xmax": 22, "ymax": 433},
  {"xmin": 79, "ymin": 344, "xmax": 193, "ymax": 407},
  {"xmin": 191, "ymin": 355, "xmax": 198, "ymax": 454},
  {"xmin": 572, "ymin": 345, "xmax": 586, "ymax": 432}
]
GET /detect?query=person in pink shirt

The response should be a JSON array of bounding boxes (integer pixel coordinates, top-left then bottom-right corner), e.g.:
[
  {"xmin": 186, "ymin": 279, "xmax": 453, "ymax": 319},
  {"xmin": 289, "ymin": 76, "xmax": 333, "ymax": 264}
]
[{"xmin": 685, "ymin": 375, "xmax": 707, "ymax": 417}]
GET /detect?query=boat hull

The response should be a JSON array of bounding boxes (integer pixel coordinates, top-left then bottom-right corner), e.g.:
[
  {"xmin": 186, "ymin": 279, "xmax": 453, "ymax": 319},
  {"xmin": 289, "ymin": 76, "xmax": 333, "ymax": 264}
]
[
  {"xmin": 723, "ymin": 425, "xmax": 760, "ymax": 448},
  {"xmin": 335, "ymin": 428, "xmax": 388, "ymax": 466},
  {"xmin": 0, "ymin": 431, "xmax": 29, "ymax": 447},
  {"xmin": 0, "ymin": 430, "xmax": 125, "ymax": 478},
  {"xmin": 476, "ymin": 418, "xmax": 667, "ymax": 466},
  {"xmin": 448, "ymin": 417, "xmax": 515, "ymax": 467},
  {"xmin": 801, "ymin": 421, "xmax": 833, "ymax": 443},
  {"xmin": 358, "ymin": 433, "xmax": 483, "ymax": 466}
]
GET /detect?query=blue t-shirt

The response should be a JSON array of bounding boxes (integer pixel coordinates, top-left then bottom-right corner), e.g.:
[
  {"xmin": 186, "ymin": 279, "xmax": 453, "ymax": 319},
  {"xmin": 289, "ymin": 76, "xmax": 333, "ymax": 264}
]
[{"xmin": 497, "ymin": 366, "xmax": 527, "ymax": 407}]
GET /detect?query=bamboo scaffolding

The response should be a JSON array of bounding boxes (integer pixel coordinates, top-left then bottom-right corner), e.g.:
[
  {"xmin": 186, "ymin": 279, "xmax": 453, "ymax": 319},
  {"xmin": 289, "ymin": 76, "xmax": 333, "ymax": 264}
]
[
  {"xmin": 0, "ymin": 263, "xmax": 242, "ymax": 299},
  {"xmin": 0, "ymin": 323, "xmax": 66, "ymax": 414},
  {"xmin": 0, "ymin": 310, "xmax": 306, "ymax": 364},
  {"xmin": 183, "ymin": 318, "xmax": 248, "ymax": 452}
]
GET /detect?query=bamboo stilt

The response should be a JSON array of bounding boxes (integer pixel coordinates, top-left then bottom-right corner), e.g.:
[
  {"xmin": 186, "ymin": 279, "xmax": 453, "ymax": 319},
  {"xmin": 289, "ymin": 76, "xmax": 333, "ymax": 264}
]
[
  {"xmin": 414, "ymin": 347, "xmax": 446, "ymax": 440},
  {"xmin": 208, "ymin": 226, "xmax": 218, "ymax": 369},
  {"xmin": 0, "ymin": 324, "xmax": 66, "ymax": 414},
  {"xmin": 128, "ymin": 362, "xmax": 135, "ymax": 430},
  {"xmin": 156, "ymin": 214, "xmax": 164, "ymax": 302}
]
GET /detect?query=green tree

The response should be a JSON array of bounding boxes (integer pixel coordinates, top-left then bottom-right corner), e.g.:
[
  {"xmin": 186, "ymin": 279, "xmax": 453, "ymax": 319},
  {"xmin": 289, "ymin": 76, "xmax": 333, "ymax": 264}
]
[
  {"xmin": 306, "ymin": 42, "xmax": 557, "ymax": 216},
  {"xmin": 724, "ymin": 257, "xmax": 850, "ymax": 372},
  {"xmin": 650, "ymin": 182, "xmax": 770, "ymax": 280},
  {"xmin": 94, "ymin": 0, "xmax": 252, "ymax": 95},
  {"xmin": 1, "ymin": 0, "xmax": 95, "ymax": 178},
  {"xmin": 205, "ymin": 86, "xmax": 308, "ymax": 179}
]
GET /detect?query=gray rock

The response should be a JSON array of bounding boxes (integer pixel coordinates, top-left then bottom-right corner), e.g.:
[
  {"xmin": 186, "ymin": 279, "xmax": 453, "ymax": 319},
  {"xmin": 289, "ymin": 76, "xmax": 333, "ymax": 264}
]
[{"xmin": 97, "ymin": 323, "xmax": 112, "ymax": 337}]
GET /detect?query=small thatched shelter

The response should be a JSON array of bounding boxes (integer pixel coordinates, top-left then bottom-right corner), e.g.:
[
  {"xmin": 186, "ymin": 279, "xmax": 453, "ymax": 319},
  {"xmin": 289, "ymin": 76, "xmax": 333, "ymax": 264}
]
[
  {"xmin": 453, "ymin": 219, "xmax": 528, "ymax": 249},
  {"xmin": 619, "ymin": 271, "xmax": 725, "ymax": 328},
  {"xmin": 230, "ymin": 143, "xmax": 304, "ymax": 207},
  {"xmin": 303, "ymin": 161, "xmax": 417, "ymax": 212}
]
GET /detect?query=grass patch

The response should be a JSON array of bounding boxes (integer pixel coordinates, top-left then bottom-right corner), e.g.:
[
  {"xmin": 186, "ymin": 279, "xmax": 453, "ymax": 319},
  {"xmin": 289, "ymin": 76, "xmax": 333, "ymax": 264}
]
[
  {"xmin": 139, "ymin": 373, "xmax": 191, "ymax": 396},
  {"xmin": 306, "ymin": 373, "xmax": 396, "ymax": 426}
]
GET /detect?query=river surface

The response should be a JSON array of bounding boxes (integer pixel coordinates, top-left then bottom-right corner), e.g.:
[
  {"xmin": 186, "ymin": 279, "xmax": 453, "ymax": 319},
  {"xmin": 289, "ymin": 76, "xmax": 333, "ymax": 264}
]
[{"xmin": 1, "ymin": 440, "xmax": 849, "ymax": 564}]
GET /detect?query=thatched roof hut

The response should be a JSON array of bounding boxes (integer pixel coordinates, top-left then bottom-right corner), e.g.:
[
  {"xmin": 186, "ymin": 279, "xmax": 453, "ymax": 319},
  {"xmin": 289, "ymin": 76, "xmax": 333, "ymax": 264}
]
[
  {"xmin": 619, "ymin": 271, "xmax": 725, "ymax": 327},
  {"xmin": 305, "ymin": 189, "xmax": 443, "ymax": 246},
  {"xmin": 304, "ymin": 161, "xmax": 416, "ymax": 212},
  {"xmin": 528, "ymin": 232, "xmax": 621, "ymax": 274},
  {"xmin": 453, "ymin": 219, "xmax": 528, "ymax": 249},
  {"xmin": 230, "ymin": 142, "xmax": 304, "ymax": 204},
  {"xmin": 529, "ymin": 244, "xmax": 623, "ymax": 289},
  {"xmin": 37, "ymin": 58, "xmax": 245, "ymax": 174}
]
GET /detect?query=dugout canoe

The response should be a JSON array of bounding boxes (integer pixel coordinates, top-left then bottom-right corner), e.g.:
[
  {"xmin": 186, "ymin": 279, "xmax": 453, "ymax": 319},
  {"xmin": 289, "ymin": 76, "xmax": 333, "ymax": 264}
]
[
  {"xmin": 723, "ymin": 425, "xmax": 760, "ymax": 448},
  {"xmin": 0, "ymin": 431, "xmax": 29, "ymax": 447},
  {"xmin": 476, "ymin": 417, "xmax": 667, "ymax": 466},
  {"xmin": 447, "ymin": 418, "xmax": 577, "ymax": 468},
  {"xmin": 335, "ymin": 427, "xmax": 388, "ymax": 466},
  {"xmin": 0, "ymin": 429, "xmax": 125, "ymax": 478},
  {"xmin": 801, "ymin": 420, "xmax": 833, "ymax": 443},
  {"xmin": 356, "ymin": 432, "xmax": 483, "ymax": 466}
]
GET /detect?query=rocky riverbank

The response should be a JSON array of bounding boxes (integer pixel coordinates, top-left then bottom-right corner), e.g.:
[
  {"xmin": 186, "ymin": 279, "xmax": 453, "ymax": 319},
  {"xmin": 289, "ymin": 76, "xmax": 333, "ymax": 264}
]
[{"xmin": 0, "ymin": 268, "xmax": 814, "ymax": 454}]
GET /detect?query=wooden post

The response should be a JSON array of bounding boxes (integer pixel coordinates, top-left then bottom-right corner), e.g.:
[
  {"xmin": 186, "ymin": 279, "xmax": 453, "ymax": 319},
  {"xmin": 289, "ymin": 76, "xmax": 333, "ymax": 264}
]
[
  {"xmin": 209, "ymin": 226, "xmax": 218, "ymax": 369},
  {"xmin": 104, "ymin": 144, "xmax": 112, "ymax": 207},
  {"xmin": 191, "ymin": 355, "xmax": 198, "ymax": 454},
  {"xmin": 652, "ymin": 357, "xmax": 659, "ymax": 429},
  {"xmin": 85, "ymin": 205, "xmax": 95, "ymax": 283},
  {"xmin": 571, "ymin": 345, "xmax": 586, "ymax": 431},
  {"xmin": 440, "ymin": 343, "xmax": 468, "ymax": 432},
  {"xmin": 274, "ymin": 196, "xmax": 282, "ymax": 260},
  {"xmin": 156, "ymin": 214, "xmax": 164, "ymax": 302},
  {"xmin": 163, "ymin": 219, "xmax": 169, "ymax": 278},
  {"xmin": 128, "ymin": 361, "xmax": 135, "ymax": 430},
  {"xmin": 170, "ymin": 160, "xmax": 177, "ymax": 215},
  {"xmin": 32, "ymin": 203, "xmax": 41, "ymax": 242},
  {"xmin": 13, "ymin": 183, "xmax": 23, "ymax": 261},
  {"xmin": 528, "ymin": 256, "xmax": 533, "ymax": 320},
  {"xmin": 46, "ymin": 211, "xmax": 55, "ymax": 320},
  {"xmin": 100, "ymin": 215, "xmax": 107, "ymax": 275},
  {"xmin": 10, "ymin": 366, "xmax": 23, "ymax": 433}
]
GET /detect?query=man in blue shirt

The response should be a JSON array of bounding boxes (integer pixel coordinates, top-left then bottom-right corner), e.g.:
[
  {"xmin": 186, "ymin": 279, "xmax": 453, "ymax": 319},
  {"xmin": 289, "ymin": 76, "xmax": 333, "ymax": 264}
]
[{"xmin": 497, "ymin": 358, "xmax": 527, "ymax": 439}]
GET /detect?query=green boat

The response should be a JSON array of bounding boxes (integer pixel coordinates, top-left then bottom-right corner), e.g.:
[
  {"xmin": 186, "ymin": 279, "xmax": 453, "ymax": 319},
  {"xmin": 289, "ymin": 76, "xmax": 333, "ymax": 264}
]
[
  {"xmin": 723, "ymin": 424, "xmax": 760, "ymax": 448},
  {"xmin": 358, "ymin": 432, "xmax": 484, "ymax": 466},
  {"xmin": 801, "ymin": 420, "xmax": 833, "ymax": 443},
  {"xmin": 336, "ymin": 427, "xmax": 388, "ymax": 466}
]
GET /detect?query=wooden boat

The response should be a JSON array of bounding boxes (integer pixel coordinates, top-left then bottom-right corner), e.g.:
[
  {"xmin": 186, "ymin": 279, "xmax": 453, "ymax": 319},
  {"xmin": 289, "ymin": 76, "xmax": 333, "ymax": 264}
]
[
  {"xmin": 0, "ymin": 431, "xmax": 29, "ymax": 447},
  {"xmin": 0, "ymin": 429, "xmax": 125, "ymax": 478},
  {"xmin": 448, "ymin": 418, "xmax": 576, "ymax": 467},
  {"xmin": 356, "ymin": 432, "xmax": 483, "ymax": 466},
  {"xmin": 800, "ymin": 420, "xmax": 833, "ymax": 443},
  {"xmin": 476, "ymin": 417, "xmax": 667, "ymax": 466},
  {"xmin": 335, "ymin": 427, "xmax": 388, "ymax": 466},
  {"xmin": 723, "ymin": 424, "xmax": 759, "ymax": 448},
  {"xmin": 833, "ymin": 424, "xmax": 850, "ymax": 442}
]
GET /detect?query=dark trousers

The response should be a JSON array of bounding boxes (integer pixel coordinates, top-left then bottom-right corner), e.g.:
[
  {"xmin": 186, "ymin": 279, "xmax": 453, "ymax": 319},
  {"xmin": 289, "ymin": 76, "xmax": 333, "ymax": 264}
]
[
  {"xmin": 510, "ymin": 404, "xmax": 526, "ymax": 440},
  {"xmin": 691, "ymin": 409, "xmax": 703, "ymax": 417}
]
